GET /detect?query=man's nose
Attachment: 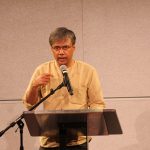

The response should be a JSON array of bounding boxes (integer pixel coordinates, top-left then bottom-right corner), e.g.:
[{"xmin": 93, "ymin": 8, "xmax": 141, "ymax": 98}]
[{"xmin": 58, "ymin": 48, "xmax": 65, "ymax": 54}]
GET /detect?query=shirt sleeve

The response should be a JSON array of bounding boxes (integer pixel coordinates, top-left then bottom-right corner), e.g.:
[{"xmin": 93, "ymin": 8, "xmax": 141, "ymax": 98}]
[
  {"xmin": 22, "ymin": 67, "xmax": 42, "ymax": 110},
  {"xmin": 87, "ymin": 68, "xmax": 105, "ymax": 109}
]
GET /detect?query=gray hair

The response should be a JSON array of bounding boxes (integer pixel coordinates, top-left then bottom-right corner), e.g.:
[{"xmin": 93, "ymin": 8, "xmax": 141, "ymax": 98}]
[{"xmin": 49, "ymin": 27, "xmax": 76, "ymax": 46}]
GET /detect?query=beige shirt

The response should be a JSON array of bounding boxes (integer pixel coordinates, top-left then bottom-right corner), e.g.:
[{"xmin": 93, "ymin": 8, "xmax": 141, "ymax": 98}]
[{"xmin": 23, "ymin": 60, "xmax": 105, "ymax": 148}]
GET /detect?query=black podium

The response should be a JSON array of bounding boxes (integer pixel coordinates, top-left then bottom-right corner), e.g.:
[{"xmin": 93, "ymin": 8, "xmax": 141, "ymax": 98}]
[{"xmin": 23, "ymin": 109, "xmax": 122, "ymax": 150}]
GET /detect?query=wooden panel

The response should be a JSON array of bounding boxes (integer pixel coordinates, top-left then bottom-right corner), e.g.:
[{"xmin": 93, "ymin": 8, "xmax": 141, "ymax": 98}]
[
  {"xmin": 83, "ymin": 0, "xmax": 150, "ymax": 97},
  {"xmin": 1, "ymin": 99, "xmax": 150, "ymax": 150},
  {"xmin": 0, "ymin": 0, "xmax": 83, "ymax": 99}
]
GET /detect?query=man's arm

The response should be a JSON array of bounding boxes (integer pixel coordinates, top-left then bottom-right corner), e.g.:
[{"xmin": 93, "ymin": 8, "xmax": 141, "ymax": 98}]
[{"xmin": 87, "ymin": 69, "xmax": 105, "ymax": 109}]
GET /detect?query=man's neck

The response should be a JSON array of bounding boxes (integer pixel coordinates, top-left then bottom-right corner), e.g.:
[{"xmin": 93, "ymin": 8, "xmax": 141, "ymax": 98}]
[{"xmin": 57, "ymin": 59, "xmax": 75, "ymax": 68}]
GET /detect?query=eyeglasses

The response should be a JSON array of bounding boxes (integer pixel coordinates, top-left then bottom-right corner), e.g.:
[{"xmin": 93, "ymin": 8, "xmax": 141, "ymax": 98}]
[{"xmin": 52, "ymin": 45, "xmax": 73, "ymax": 51}]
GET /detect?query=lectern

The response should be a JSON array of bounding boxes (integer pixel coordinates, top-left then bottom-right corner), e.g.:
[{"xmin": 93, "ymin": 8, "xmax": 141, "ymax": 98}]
[{"xmin": 23, "ymin": 109, "xmax": 122, "ymax": 150}]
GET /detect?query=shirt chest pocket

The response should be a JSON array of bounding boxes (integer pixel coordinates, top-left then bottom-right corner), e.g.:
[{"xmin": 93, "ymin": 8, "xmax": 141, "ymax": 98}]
[{"xmin": 70, "ymin": 85, "xmax": 88, "ymax": 105}]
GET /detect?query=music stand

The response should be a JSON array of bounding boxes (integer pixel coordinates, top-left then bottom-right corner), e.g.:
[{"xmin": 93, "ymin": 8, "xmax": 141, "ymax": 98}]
[{"xmin": 23, "ymin": 109, "xmax": 122, "ymax": 150}]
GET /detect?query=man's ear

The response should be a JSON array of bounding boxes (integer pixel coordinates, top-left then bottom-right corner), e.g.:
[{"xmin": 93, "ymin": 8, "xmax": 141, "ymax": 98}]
[
  {"xmin": 50, "ymin": 47, "xmax": 54, "ymax": 55},
  {"xmin": 73, "ymin": 45, "xmax": 76, "ymax": 51},
  {"xmin": 50, "ymin": 47, "xmax": 53, "ymax": 52}
]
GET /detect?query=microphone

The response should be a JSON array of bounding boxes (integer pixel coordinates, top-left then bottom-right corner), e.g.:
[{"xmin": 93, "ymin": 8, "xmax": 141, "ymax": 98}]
[{"xmin": 60, "ymin": 65, "xmax": 73, "ymax": 95}]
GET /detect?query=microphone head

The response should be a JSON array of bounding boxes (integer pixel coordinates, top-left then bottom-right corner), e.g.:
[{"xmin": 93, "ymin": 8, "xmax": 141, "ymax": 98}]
[
  {"xmin": 60, "ymin": 65, "xmax": 73, "ymax": 95},
  {"xmin": 60, "ymin": 65, "xmax": 67, "ymax": 73}
]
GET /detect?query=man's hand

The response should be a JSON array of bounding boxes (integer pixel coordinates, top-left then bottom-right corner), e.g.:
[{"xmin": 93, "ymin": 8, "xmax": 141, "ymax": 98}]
[
  {"xmin": 32, "ymin": 73, "xmax": 53, "ymax": 88},
  {"xmin": 26, "ymin": 73, "xmax": 53, "ymax": 105}
]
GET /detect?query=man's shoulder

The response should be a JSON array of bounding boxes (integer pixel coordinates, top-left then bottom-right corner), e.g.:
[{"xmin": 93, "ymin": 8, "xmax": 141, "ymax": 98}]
[
  {"xmin": 76, "ymin": 60, "xmax": 96, "ymax": 71},
  {"xmin": 36, "ymin": 60, "xmax": 55, "ymax": 69},
  {"xmin": 33, "ymin": 60, "xmax": 55, "ymax": 74}
]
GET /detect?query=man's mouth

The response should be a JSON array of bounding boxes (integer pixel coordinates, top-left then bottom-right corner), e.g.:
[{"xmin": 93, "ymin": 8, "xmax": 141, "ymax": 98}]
[
  {"xmin": 58, "ymin": 57, "xmax": 66, "ymax": 60},
  {"xmin": 58, "ymin": 57, "xmax": 67, "ymax": 62}
]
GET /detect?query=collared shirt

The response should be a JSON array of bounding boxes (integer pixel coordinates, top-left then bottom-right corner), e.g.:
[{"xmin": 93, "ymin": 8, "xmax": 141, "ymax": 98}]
[{"xmin": 23, "ymin": 60, "xmax": 105, "ymax": 148}]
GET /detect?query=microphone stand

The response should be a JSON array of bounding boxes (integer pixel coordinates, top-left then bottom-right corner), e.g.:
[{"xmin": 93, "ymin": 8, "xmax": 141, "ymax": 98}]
[{"xmin": 0, "ymin": 82, "xmax": 65, "ymax": 150}]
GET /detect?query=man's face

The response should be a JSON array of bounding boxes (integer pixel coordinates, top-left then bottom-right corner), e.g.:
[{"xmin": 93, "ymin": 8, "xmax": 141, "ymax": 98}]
[{"xmin": 51, "ymin": 38, "xmax": 75, "ymax": 67}]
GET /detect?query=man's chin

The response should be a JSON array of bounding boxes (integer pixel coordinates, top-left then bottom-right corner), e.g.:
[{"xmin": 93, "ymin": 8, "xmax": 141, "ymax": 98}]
[{"xmin": 57, "ymin": 60, "xmax": 68, "ymax": 66}]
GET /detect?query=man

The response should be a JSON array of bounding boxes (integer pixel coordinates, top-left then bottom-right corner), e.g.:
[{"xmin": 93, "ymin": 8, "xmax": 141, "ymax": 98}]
[{"xmin": 23, "ymin": 27, "xmax": 105, "ymax": 150}]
